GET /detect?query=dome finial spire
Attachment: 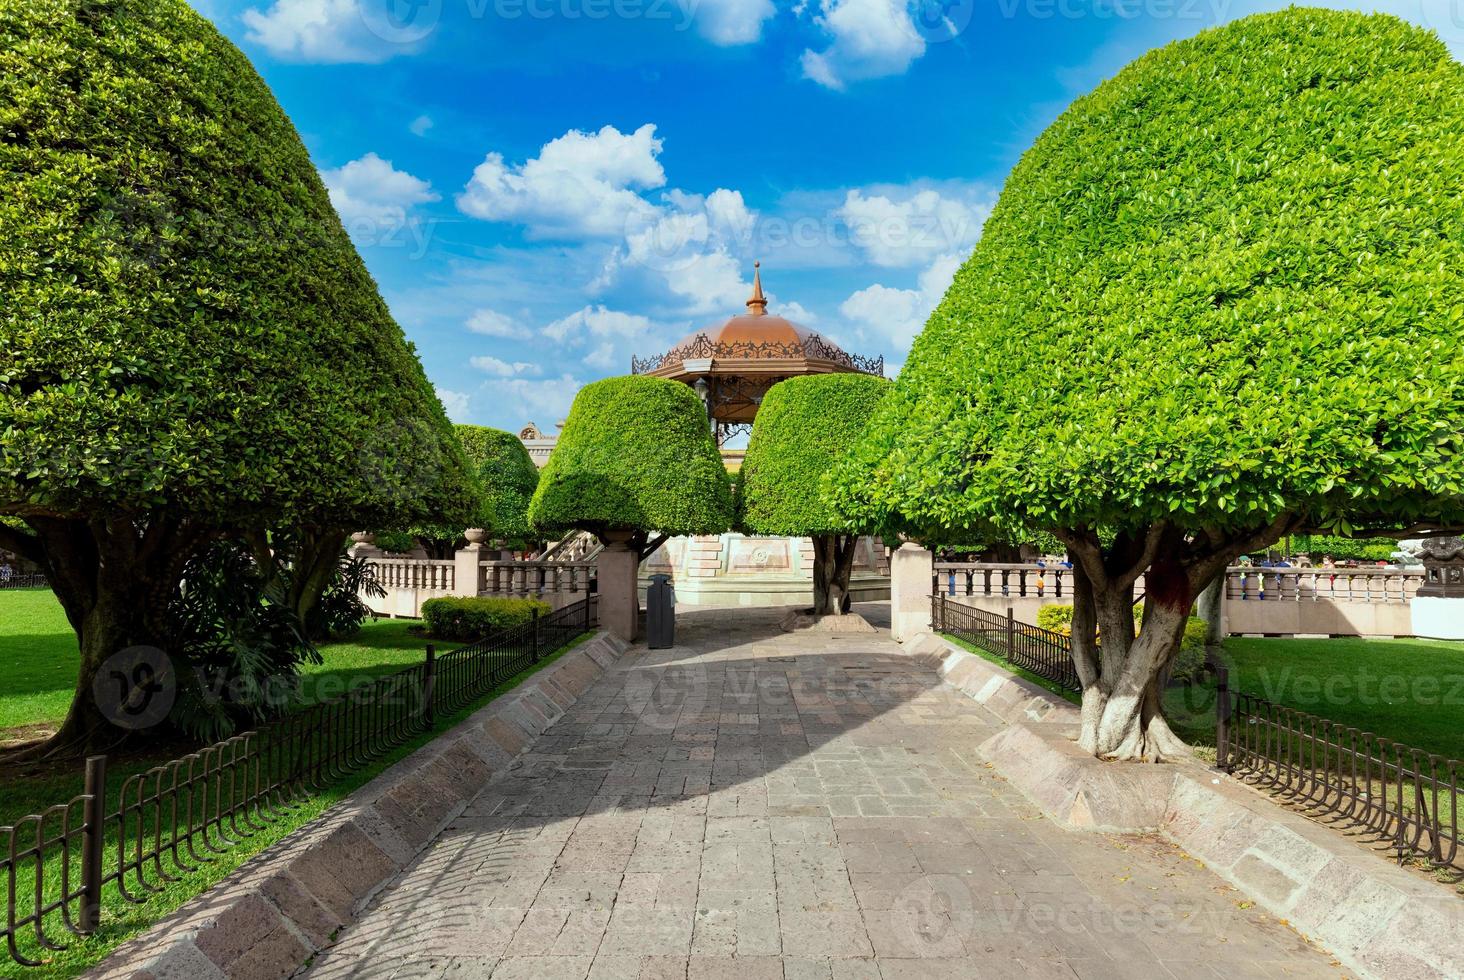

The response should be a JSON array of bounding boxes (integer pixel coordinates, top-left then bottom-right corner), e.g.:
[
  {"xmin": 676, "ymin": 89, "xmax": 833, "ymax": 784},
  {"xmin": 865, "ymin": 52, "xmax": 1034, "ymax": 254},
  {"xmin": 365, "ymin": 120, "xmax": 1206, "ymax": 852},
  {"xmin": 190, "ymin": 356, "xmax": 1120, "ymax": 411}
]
[{"xmin": 746, "ymin": 261, "xmax": 767, "ymax": 316}]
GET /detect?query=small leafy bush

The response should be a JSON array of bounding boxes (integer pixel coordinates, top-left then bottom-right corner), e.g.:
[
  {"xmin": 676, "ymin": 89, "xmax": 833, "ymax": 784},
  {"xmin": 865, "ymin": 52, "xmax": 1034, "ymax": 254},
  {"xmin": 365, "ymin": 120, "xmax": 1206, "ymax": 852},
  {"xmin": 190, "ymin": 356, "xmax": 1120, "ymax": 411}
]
[
  {"xmin": 421, "ymin": 596, "xmax": 551, "ymax": 641},
  {"xmin": 1036, "ymin": 604, "xmax": 1075, "ymax": 635}
]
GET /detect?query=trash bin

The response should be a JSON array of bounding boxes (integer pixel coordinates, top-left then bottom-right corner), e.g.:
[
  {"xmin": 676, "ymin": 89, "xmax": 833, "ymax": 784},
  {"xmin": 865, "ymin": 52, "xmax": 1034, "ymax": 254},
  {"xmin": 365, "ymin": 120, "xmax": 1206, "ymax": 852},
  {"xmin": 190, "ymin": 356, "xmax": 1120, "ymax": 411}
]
[{"xmin": 646, "ymin": 573, "xmax": 675, "ymax": 649}]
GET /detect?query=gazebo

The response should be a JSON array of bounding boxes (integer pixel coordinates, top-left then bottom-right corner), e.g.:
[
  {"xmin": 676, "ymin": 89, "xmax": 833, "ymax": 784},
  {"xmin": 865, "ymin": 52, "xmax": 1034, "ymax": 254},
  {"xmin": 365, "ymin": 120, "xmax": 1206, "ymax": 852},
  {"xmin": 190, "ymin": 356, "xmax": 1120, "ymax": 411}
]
[
  {"xmin": 628, "ymin": 263, "xmax": 891, "ymax": 607},
  {"xmin": 632, "ymin": 263, "xmax": 884, "ymax": 446}
]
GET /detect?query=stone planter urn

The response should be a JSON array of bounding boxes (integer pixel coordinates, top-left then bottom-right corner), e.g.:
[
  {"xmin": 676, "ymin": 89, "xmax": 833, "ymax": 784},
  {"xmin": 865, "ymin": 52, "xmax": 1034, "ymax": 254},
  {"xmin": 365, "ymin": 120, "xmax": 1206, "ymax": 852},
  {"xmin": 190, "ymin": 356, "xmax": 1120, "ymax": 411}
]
[
  {"xmin": 463, "ymin": 528, "xmax": 488, "ymax": 546},
  {"xmin": 1411, "ymin": 536, "xmax": 1464, "ymax": 639}
]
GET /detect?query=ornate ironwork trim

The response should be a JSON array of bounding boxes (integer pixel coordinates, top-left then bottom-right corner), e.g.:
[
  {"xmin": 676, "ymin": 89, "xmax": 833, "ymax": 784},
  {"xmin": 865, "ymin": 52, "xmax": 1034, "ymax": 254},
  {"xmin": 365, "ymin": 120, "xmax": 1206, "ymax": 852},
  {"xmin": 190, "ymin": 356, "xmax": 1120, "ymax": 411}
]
[{"xmin": 632, "ymin": 332, "xmax": 883, "ymax": 377}]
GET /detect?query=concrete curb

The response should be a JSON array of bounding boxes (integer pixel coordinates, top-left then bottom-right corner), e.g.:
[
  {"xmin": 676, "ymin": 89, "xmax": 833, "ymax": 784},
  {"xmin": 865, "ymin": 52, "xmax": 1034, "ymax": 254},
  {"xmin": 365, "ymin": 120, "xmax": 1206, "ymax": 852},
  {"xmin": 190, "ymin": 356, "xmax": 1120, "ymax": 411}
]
[
  {"xmin": 899, "ymin": 631, "xmax": 1083, "ymax": 727},
  {"xmin": 969, "ymin": 721, "xmax": 1462, "ymax": 980},
  {"xmin": 87, "ymin": 631, "xmax": 630, "ymax": 980}
]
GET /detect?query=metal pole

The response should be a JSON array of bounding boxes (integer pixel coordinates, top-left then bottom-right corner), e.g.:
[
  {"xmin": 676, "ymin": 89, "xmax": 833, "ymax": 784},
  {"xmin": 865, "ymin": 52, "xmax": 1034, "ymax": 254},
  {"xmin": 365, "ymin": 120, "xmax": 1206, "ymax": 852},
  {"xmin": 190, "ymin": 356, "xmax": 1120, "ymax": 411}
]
[
  {"xmin": 1215, "ymin": 666, "xmax": 1232, "ymax": 772},
  {"xmin": 1006, "ymin": 607, "xmax": 1015, "ymax": 659},
  {"xmin": 80, "ymin": 754, "xmax": 107, "ymax": 932},
  {"xmin": 531, "ymin": 608, "xmax": 541, "ymax": 662},
  {"xmin": 423, "ymin": 645, "xmax": 436, "ymax": 728}
]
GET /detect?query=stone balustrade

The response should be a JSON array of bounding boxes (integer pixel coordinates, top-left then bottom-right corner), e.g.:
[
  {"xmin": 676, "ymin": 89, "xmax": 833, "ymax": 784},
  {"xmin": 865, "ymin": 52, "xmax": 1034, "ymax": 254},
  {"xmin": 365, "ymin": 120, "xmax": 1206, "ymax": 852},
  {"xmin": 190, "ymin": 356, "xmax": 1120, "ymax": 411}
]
[
  {"xmin": 1223, "ymin": 565, "xmax": 1421, "ymax": 603},
  {"xmin": 368, "ymin": 558, "xmax": 455, "ymax": 593},
  {"xmin": 479, "ymin": 560, "xmax": 595, "ymax": 599},
  {"xmin": 920, "ymin": 561, "xmax": 1434, "ymax": 638}
]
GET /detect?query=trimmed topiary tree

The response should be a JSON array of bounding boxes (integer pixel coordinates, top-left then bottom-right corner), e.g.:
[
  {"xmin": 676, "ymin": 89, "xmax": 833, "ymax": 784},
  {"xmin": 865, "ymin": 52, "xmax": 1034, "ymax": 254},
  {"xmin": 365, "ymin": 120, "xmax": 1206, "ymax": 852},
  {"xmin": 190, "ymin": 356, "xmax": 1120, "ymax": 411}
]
[
  {"xmin": 0, "ymin": 0, "xmax": 475, "ymax": 753},
  {"xmin": 461, "ymin": 425, "xmax": 538, "ymax": 543},
  {"xmin": 529, "ymin": 376, "xmax": 734, "ymax": 558},
  {"xmin": 741, "ymin": 374, "xmax": 891, "ymax": 615},
  {"xmin": 833, "ymin": 9, "xmax": 1464, "ymax": 760}
]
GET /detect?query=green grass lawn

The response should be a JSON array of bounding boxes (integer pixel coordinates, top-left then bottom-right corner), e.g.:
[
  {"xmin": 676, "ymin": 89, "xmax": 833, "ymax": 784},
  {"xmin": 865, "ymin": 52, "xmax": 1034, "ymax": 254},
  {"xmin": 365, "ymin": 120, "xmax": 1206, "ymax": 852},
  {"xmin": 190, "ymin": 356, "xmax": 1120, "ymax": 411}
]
[
  {"xmin": 1165, "ymin": 635, "xmax": 1464, "ymax": 761},
  {"xmin": 0, "ymin": 589, "xmax": 457, "ymax": 741},
  {"xmin": 0, "ymin": 587, "xmax": 595, "ymax": 976}
]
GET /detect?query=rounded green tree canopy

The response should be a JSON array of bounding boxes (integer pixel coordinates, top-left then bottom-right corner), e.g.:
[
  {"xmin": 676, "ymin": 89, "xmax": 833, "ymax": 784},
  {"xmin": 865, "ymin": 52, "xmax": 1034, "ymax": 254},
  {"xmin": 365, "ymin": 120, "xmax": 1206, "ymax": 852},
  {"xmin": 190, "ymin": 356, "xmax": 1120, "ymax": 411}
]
[
  {"xmin": 458, "ymin": 425, "xmax": 538, "ymax": 539},
  {"xmin": 836, "ymin": 9, "xmax": 1464, "ymax": 541},
  {"xmin": 0, "ymin": 0, "xmax": 472, "ymax": 531},
  {"xmin": 742, "ymin": 373, "xmax": 891, "ymax": 536},
  {"xmin": 529, "ymin": 376, "xmax": 733, "ymax": 538}
]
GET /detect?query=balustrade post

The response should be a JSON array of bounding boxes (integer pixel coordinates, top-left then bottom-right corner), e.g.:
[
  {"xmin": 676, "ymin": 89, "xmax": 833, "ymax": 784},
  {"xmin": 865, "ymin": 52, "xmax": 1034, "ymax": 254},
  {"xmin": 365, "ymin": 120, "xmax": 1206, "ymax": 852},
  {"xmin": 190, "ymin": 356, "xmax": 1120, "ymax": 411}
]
[{"xmin": 80, "ymin": 754, "xmax": 107, "ymax": 932}]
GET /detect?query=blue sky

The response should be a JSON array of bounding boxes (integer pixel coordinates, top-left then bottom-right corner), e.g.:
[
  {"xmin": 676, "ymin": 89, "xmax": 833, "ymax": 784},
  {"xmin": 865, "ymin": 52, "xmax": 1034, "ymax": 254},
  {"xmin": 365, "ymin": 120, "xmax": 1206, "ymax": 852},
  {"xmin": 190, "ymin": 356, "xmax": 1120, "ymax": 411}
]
[{"xmin": 191, "ymin": 0, "xmax": 1462, "ymax": 431}]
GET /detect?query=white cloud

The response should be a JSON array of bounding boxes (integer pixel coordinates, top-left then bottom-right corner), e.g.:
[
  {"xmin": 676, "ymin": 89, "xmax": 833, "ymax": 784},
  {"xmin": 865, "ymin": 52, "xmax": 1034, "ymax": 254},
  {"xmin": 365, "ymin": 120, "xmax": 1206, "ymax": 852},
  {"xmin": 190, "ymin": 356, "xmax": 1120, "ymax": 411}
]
[
  {"xmin": 410, "ymin": 114, "xmax": 434, "ymax": 137},
  {"xmin": 470, "ymin": 355, "xmax": 539, "ymax": 377},
  {"xmin": 693, "ymin": 0, "xmax": 777, "ymax": 45},
  {"xmin": 466, "ymin": 308, "xmax": 530, "ymax": 339},
  {"xmin": 543, "ymin": 306, "xmax": 656, "ymax": 343},
  {"xmin": 837, "ymin": 187, "xmax": 990, "ymax": 267},
  {"xmin": 320, "ymin": 152, "xmax": 437, "ymax": 231},
  {"xmin": 492, "ymin": 375, "xmax": 582, "ymax": 429},
  {"xmin": 839, "ymin": 252, "xmax": 961, "ymax": 349},
  {"xmin": 777, "ymin": 299, "xmax": 819, "ymax": 323},
  {"xmin": 242, "ymin": 0, "xmax": 430, "ymax": 63},
  {"xmin": 800, "ymin": 0, "xmax": 924, "ymax": 90},
  {"xmin": 458, "ymin": 124, "xmax": 666, "ymax": 238},
  {"xmin": 435, "ymin": 387, "xmax": 472, "ymax": 423}
]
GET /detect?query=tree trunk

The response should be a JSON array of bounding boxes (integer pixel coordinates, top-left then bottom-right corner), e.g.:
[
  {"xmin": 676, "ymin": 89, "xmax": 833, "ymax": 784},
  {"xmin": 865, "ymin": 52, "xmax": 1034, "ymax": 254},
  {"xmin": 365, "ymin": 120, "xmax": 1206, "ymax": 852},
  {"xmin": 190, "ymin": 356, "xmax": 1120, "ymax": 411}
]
[
  {"xmin": 1078, "ymin": 558, "xmax": 1194, "ymax": 761},
  {"xmin": 25, "ymin": 514, "xmax": 201, "ymax": 758},
  {"xmin": 286, "ymin": 527, "xmax": 349, "ymax": 637},
  {"xmin": 811, "ymin": 534, "xmax": 858, "ymax": 615}
]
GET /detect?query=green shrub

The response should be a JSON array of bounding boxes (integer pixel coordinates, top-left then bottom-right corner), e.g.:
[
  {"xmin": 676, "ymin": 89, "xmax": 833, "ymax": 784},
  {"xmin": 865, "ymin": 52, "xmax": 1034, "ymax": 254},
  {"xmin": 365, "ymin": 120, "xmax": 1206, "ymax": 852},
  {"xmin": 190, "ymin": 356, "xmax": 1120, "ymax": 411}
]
[
  {"xmin": 460, "ymin": 426, "xmax": 539, "ymax": 540},
  {"xmin": 1293, "ymin": 536, "xmax": 1399, "ymax": 563},
  {"xmin": 529, "ymin": 376, "xmax": 733, "ymax": 544},
  {"xmin": 834, "ymin": 7, "xmax": 1464, "ymax": 546},
  {"xmin": 740, "ymin": 374, "xmax": 891, "ymax": 536},
  {"xmin": 420, "ymin": 596, "xmax": 551, "ymax": 641},
  {"xmin": 1036, "ymin": 604, "xmax": 1075, "ymax": 635}
]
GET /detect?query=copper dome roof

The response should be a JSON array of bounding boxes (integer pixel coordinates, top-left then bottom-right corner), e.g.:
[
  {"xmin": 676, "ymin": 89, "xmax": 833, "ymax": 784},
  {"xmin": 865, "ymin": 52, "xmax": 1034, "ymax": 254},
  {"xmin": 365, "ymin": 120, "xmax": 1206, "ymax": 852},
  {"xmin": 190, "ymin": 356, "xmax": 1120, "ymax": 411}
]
[{"xmin": 632, "ymin": 263, "xmax": 883, "ymax": 378}]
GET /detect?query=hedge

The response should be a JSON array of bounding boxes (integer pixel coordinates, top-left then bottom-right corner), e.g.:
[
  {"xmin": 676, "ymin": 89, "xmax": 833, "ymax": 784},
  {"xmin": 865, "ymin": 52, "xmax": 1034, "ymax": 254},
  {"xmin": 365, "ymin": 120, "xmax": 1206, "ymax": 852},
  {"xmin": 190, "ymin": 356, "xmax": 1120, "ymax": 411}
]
[
  {"xmin": 529, "ymin": 376, "xmax": 733, "ymax": 538},
  {"xmin": 0, "ymin": 0, "xmax": 475, "ymax": 533},
  {"xmin": 832, "ymin": 8, "xmax": 1464, "ymax": 544},
  {"xmin": 459, "ymin": 426, "xmax": 538, "ymax": 540},
  {"xmin": 740, "ymin": 374, "xmax": 890, "ymax": 536},
  {"xmin": 420, "ymin": 596, "xmax": 552, "ymax": 642}
]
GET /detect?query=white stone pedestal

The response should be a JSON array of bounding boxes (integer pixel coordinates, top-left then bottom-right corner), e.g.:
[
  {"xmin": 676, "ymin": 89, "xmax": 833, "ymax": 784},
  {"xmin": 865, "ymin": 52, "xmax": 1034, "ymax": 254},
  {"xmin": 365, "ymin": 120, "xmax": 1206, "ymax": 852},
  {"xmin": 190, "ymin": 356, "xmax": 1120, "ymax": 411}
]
[{"xmin": 1408, "ymin": 596, "xmax": 1464, "ymax": 639}]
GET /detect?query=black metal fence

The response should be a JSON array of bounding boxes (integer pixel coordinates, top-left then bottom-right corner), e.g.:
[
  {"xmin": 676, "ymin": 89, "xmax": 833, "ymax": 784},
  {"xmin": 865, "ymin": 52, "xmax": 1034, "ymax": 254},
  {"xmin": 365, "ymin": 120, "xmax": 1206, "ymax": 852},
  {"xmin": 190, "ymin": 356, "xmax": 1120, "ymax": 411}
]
[
  {"xmin": 1216, "ymin": 667, "xmax": 1461, "ymax": 878},
  {"xmin": 932, "ymin": 594, "xmax": 1081, "ymax": 692},
  {"xmin": 1, "ymin": 595, "xmax": 597, "ymax": 968},
  {"xmin": 0, "ymin": 574, "xmax": 47, "ymax": 590}
]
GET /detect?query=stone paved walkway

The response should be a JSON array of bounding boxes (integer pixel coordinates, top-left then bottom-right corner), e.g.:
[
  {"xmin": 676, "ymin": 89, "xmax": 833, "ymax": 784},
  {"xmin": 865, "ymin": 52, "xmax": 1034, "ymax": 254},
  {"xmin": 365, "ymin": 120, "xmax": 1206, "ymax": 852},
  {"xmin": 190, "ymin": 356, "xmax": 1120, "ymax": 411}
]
[{"xmin": 307, "ymin": 606, "xmax": 1343, "ymax": 980}]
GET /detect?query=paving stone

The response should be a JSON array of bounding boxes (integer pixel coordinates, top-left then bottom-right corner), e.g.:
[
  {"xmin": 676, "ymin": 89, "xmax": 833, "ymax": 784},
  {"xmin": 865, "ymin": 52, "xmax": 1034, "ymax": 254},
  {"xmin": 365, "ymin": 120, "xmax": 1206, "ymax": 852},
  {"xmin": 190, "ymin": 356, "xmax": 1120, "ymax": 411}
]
[{"xmin": 304, "ymin": 607, "xmax": 1341, "ymax": 980}]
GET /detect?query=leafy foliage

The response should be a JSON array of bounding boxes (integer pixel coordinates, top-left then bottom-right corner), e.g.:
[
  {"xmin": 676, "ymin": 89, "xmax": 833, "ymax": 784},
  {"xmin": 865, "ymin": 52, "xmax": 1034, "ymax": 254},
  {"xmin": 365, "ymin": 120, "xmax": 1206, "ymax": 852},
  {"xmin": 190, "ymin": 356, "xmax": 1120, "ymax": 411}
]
[
  {"xmin": 458, "ymin": 425, "xmax": 537, "ymax": 540},
  {"xmin": 1293, "ymin": 535, "xmax": 1400, "ymax": 562},
  {"xmin": 167, "ymin": 540, "xmax": 317, "ymax": 743},
  {"xmin": 529, "ymin": 376, "xmax": 734, "ymax": 539},
  {"xmin": 306, "ymin": 554, "xmax": 384, "ymax": 640},
  {"xmin": 740, "ymin": 374, "xmax": 891, "ymax": 536},
  {"xmin": 421, "ymin": 595, "xmax": 551, "ymax": 641},
  {"xmin": 0, "ymin": 0, "xmax": 475, "ymax": 532},
  {"xmin": 834, "ymin": 9, "xmax": 1464, "ymax": 542}
]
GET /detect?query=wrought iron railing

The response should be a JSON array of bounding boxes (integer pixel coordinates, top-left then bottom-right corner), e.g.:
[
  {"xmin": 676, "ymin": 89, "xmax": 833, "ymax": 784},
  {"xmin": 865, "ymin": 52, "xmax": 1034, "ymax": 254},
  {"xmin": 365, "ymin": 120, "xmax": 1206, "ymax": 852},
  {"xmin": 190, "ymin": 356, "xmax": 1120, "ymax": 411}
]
[
  {"xmin": 0, "ymin": 574, "xmax": 47, "ymax": 590},
  {"xmin": 1216, "ymin": 668, "xmax": 1460, "ymax": 878},
  {"xmin": 0, "ymin": 595, "xmax": 597, "ymax": 968},
  {"xmin": 932, "ymin": 594, "xmax": 1081, "ymax": 692}
]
